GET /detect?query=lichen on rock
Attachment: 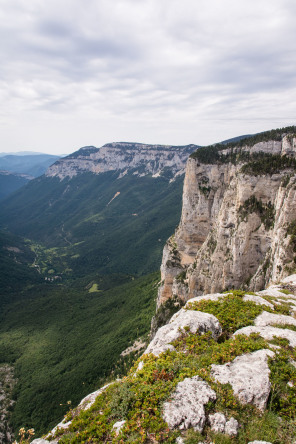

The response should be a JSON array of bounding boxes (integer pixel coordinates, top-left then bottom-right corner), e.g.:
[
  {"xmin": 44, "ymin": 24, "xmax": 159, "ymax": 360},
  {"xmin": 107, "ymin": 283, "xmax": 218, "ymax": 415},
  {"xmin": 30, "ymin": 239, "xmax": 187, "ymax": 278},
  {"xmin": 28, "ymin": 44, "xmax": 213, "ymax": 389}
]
[
  {"xmin": 211, "ymin": 349, "xmax": 275, "ymax": 411},
  {"xmin": 162, "ymin": 376, "xmax": 216, "ymax": 432}
]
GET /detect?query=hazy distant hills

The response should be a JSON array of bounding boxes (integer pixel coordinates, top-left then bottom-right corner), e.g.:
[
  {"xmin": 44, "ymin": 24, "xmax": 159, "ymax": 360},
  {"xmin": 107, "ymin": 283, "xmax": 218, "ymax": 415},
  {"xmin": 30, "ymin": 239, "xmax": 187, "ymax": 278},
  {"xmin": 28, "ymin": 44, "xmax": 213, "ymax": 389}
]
[
  {"xmin": 0, "ymin": 153, "xmax": 60, "ymax": 200},
  {"xmin": 0, "ymin": 153, "xmax": 60, "ymax": 177}
]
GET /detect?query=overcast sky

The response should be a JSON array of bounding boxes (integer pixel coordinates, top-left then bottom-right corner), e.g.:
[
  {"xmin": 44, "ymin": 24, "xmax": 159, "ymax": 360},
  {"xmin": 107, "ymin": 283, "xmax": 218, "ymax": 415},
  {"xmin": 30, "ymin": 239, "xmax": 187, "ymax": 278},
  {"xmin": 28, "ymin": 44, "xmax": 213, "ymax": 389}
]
[{"xmin": 1, "ymin": 0, "xmax": 295, "ymax": 154}]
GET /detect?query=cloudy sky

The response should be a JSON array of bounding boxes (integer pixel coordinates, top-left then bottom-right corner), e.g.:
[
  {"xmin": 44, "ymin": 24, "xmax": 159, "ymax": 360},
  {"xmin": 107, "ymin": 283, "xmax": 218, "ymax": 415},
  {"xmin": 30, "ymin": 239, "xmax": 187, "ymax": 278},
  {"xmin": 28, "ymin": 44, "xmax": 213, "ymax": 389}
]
[{"xmin": 1, "ymin": 0, "xmax": 295, "ymax": 154}]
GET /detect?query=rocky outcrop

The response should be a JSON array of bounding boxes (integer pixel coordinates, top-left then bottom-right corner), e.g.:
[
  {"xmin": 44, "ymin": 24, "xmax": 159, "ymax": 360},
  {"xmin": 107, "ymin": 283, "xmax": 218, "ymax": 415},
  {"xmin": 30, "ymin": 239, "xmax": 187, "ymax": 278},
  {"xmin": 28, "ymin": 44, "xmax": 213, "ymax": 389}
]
[
  {"xmin": 46, "ymin": 143, "xmax": 197, "ymax": 180},
  {"xmin": 32, "ymin": 274, "xmax": 296, "ymax": 443},
  {"xmin": 162, "ymin": 376, "xmax": 217, "ymax": 432},
  {"xmin": 158, "ymin": 133, "xmax": 296, "ymax": 306},
  {"xmin": 211, "ymin": 349, "xmax": 275, "ymax": 411},
  {"xmin": 254, "ymin": 311, "xmax": 296, "ymax": 327},
  {"xmin": 234, "ymin": 325, "xmax": 296, "ymax": 347},
  {"xmin": 145, "ymin": 308, "xmax": 222, "ymax": 356},
  {"xmin": 208, "ymin": 413, "xmax": 239, "ymax": 436}
]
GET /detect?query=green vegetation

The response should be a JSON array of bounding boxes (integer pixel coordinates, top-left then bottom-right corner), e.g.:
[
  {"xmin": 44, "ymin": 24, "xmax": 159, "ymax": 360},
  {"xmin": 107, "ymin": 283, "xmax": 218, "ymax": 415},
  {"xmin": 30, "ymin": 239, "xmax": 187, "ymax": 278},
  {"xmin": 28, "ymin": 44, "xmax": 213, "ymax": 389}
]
[
  {"xmin": 192, "ymin": 148, "xmax": 296, "ymax": 176},
  {"xmin": 46, "ymin": 285, "xmax": 296, "ymax": 444},
  {"xmin": 187, "ymin": 292, "xmax": 263, "ymax": 338},
  {"xmin": 238, "ymin": 195, "xmax": 275, "ymax": 229},
  {"xmin": 88, "ymin": 283, "xmax": 100, "ymax": 292},
  {"xmin": 190, "ymin": 126, "xmax": 296, "ymax": 164},
  {"xmin": 0, "ymin": 173, "xmax": 30, "ymax": 201},
  {"xmin": 0, "ymin": 164, "xmax": 188, "ymax": 437},
  {"xmin": 175, "ymin": 270, "xmax": 187, "ymax": 283},
  {"xmin": 280, "ymin": 288, "xmax": 292, "ymax": 295},
  {"xmin": 190, "ymin": 126, "xmax": 296, "ymax": 177},
  {"xmin": 198, "ymin": 176, "xmax": 211, "ymax": 196},
  {"xmin": 0, "ymin": 230, "xmax": 42, "ymax": 307},
  {"xmin": 0, "ymin": 272, "xmax": 159, "ymax": 435},
  {"xmin": 268, "ymin": 346, "xmax": 296, "ymax": 418},
  {"xmin": 52, "ymin": 333, "xmax": 269, "ymax": 443},
  {"xmin": 0, "ymin": 172, "xmax": 184, "ymax": 277},
  {"xmin": 241, "ymin": 153, "xmax": 296, "ymax": 176},
  {"xmin": 150, "ymin": 294, "xmax": 185, "ymax": 337}
]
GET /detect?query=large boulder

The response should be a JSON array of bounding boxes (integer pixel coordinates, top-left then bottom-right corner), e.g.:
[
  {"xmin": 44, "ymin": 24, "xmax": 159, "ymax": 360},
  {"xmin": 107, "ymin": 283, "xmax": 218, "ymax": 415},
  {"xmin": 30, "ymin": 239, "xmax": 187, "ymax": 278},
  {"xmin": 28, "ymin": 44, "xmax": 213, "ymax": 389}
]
[
  {"xmin": 211, "ymin": 349, "xmax": 274, "ymax": 411},
  {"xmin": 145, "ymin": 308, "xmax": 221, "ymax": 356},
  {"xmin": 162, "ymin": 376, "xmax": 216, "ymax": 432},
  {"xmin": 234, "ymin": 326, "xmax": 296, "ymax": 347}
]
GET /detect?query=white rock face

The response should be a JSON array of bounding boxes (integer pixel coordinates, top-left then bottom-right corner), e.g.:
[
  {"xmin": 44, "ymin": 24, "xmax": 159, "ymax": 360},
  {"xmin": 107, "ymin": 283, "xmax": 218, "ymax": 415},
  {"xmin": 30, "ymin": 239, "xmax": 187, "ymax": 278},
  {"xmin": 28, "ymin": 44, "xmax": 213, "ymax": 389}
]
[
  {"xmin": 112, "ymin": 420, "xmax": 126, "ymax": 435},
  {"xmin": 208, "ymin": 414, "xmax": 239, "ymax": 436},
  {"xmin": 258, "ymin": 287, "xmax": 294, "ymax": 298},
  {"xmin": 144, "ymin": 309, "xmax": 221, "ymax": 356},
  {"xmin": 185, "ymin": 293, "xmax": 227, "ymax": 306},
  {"xmin": 211, "ymin": 349, "xmax": 275, "ymax": 411},
  {"xmin": 208, "ymin": 412, "xmax": 226, "ymax": 433},
  {"xmin": 281, "ymin": 274, "xmax": 296, "ymax": 285},
  {"xmin": 162, "ymin": 376, "xmax": 216, "ymax": 432},
  {"xmin": 31, "ymin": 440, "xmax": 58, "ymax": 444},
  {"xmin": 254, "ymin": 311, "xmax": 296, "ymax": 327},
  {"xmin": 77, "ymin": 383, "xmax": 113, "ymax": 410},
  {"xmin": 248, "ymin": 441, "xmax": 272, "ymax": 444},
  {"xmin": 46, "ymin": 143, "xmax": 196, "ymax": 180},
  {"xmin": 234, "ymin": 326, "xmax": 296, "ymax": 347},
  {"xmin": 157, "ymin": 136, "xmax": 296, "ymax": 306},
  {"xmin": 225, "ymin": 417, "xmax": 239, "ymax": 436},
  {"xmin": 243, "ymin": 294, "xmax": 274, "ymax": 309}
]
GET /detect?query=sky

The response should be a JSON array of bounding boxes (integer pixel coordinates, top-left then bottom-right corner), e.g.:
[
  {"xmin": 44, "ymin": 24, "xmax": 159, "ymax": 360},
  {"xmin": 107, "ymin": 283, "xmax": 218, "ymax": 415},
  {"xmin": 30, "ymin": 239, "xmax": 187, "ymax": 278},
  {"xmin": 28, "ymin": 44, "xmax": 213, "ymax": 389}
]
[{"xmin": 0, "ymin": 0, "xmax": 296, "ymax": 155}]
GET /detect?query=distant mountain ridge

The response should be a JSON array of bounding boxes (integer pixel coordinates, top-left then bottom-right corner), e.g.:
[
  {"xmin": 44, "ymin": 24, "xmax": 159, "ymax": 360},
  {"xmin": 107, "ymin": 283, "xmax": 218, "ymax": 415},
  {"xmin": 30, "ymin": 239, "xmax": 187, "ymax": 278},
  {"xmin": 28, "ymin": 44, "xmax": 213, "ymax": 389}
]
[
  {"xmin": 0, "ymin": 142, "xmax": 196, "ymax": 278},
  {"xmin": 0, "ymin": 153, "xmax": 60, "ymax": 177},
  {"xmin": 46, "ymin": 142, "xmax": 198, "ymax": 180}
]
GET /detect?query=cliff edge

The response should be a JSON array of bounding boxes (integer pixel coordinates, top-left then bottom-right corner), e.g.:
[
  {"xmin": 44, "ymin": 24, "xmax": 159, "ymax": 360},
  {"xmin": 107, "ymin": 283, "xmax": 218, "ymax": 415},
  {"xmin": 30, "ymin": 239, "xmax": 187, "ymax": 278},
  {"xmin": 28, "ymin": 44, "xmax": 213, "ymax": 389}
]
[{"xmin": 157, "ymin": 129, "xmax": 296, "ymax": 307}]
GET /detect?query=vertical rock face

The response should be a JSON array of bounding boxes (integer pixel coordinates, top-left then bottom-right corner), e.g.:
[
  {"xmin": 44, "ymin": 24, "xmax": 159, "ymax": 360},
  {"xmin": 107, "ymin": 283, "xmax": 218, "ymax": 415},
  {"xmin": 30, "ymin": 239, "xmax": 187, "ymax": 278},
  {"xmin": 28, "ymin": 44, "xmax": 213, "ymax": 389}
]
[{"xmin": 157, "ymin": 134, "xmax": 296, "ymax": 306}]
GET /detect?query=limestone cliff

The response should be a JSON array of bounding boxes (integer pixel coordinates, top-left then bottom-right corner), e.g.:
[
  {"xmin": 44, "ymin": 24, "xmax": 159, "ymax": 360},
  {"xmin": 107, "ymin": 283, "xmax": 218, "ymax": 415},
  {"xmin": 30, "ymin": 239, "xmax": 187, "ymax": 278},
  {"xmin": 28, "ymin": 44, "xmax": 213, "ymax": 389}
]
[
  {"xmin": 157, "ymin": 131, "xmax": 296, "ymax": 307},
  {"xmin": 46, "ymin": 143, "xmax": 198, "ymax": 180}
]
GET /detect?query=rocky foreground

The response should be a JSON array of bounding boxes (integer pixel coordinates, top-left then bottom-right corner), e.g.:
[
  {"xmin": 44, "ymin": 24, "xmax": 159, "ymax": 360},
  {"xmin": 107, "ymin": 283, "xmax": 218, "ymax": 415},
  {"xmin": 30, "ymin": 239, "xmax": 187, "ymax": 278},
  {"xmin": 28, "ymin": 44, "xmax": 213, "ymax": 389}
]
[{"xmin": 30, "ymin": 274, "xmax": 296, "ymax": 443}]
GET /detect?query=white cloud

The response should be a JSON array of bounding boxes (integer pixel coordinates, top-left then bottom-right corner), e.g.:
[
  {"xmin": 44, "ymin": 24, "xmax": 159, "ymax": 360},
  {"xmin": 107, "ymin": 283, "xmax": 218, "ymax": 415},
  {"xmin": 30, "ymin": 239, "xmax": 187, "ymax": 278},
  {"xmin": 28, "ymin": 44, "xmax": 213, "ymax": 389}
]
[{"xmin": 0, "ymin": 0, "xmax": 295, "ymax": 153}]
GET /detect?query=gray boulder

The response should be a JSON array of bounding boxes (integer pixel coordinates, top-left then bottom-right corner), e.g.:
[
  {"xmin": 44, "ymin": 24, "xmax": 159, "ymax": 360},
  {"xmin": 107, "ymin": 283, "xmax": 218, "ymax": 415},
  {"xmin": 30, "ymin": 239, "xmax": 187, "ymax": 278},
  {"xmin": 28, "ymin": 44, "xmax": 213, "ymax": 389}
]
[
  {"xmin": 225, "ymin": 417, "xmax": 239, "ymax": 436},
  {"xmin": 208, "ymin": 412, "xmax": 226, "ymax": 433},
  {"xmin": 254, "ymin": 311, "xmax": 296, "ymax": 327},
  {"xmin": 162, "ymin": 376, "xmax": 216, "ymax": 432},
  {"xmin": 211, "ymin": 349, "xmax": 274, "ymax": 411},
  {"xmin": 112, "ymin": 420, "xmax": 126, "ymax": 435},
  {"xmin": 243, "ymin": 294, "xmax": 274, "ymax": 309},
  {"xmin": 208, "ymin": 412, "xmax": 239, "ymax": 436},
  {"xmin": 31, "ymin": 440, "xmax": 58, "ymax": 444},
  {"xmin": 248, "ymin": 441, "xmax": 272, "ymax": 444},
  {"xmin": 234, "ymin": 325, "xmax": 296, "ymax": 347},
  {"xmin": 145, "ymin": 308, "xmax": 221, "ymax": 356}
]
